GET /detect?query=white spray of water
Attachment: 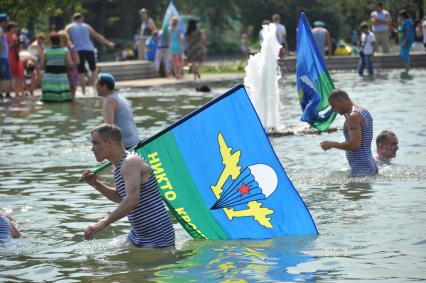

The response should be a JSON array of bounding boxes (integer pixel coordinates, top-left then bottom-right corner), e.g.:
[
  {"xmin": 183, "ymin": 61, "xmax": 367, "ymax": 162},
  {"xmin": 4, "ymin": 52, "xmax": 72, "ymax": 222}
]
[{"xmin": 244, "ymin": 23, "xmax": 282, "ymax": 132}]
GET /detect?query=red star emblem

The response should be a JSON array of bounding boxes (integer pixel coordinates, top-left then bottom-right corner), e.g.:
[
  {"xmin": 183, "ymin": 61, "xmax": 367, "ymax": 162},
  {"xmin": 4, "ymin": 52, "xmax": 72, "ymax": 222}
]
[{"xmin": 238, "ymin": 183, "xmax": 251, "ymax": 196}]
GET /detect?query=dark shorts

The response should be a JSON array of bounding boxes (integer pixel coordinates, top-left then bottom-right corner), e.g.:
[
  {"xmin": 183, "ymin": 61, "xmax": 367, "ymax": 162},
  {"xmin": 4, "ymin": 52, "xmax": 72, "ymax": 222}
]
[
  {"xmin": 0, "ymin": 57, "xmax": 11, "ymax": 80},
  {"xmin": 77, "ymin": 50, "xmax": 96, "ymax": 74}
]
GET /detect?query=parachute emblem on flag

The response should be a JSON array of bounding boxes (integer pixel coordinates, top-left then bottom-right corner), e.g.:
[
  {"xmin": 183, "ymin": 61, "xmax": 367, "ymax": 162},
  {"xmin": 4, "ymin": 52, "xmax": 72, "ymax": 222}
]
[{"xmin": 209, "ymin": 132, "xmax": 276, "ymax": 229}]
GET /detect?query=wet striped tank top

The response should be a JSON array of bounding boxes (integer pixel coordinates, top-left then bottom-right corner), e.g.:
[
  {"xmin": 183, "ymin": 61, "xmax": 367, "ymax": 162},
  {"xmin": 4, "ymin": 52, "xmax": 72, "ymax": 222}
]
[
  {"xmin": 343, "ymin": 106, "xmax": 378, "ymax": 177},
  {"xmin": 107, "ymin": 92, "xmax": 140, "ymax": 149},
  {"xmin": 114, "ymin": 154, "xmax": 175, "ymax": 248},
  {"xmin": 0, "ymin": 215, "xmax": 12, "ymax": 243}
]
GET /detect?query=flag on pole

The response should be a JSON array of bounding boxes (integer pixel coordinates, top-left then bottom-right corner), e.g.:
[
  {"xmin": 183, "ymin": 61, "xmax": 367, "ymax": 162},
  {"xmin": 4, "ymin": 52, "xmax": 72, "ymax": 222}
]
[
  {"xmin": 296, "ymin": 12, "xmax": 336, "ymax": 131},
  {"xmin": 134, "ymin": 84, "xmax": 318, "ymax": 239}
]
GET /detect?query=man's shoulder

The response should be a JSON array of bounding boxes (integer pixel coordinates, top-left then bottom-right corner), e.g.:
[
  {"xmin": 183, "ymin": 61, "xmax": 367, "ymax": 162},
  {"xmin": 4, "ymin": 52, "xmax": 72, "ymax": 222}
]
[{"xmin": 122, "ymin": 153, "xmax": 144, "ymax": 170}]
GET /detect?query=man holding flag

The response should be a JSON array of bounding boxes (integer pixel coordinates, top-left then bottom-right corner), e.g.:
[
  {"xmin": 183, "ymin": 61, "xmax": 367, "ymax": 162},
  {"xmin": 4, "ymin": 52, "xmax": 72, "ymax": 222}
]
[{"xmin": 82, "ymin": 124, "xmax": 175, "ymax": 247}]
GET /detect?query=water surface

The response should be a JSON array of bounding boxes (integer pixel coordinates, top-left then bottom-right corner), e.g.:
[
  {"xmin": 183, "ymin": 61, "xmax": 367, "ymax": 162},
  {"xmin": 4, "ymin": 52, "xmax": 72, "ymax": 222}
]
[{"xmin": 1, "ymin": 69, "xmax": 425, "ymax": 282}]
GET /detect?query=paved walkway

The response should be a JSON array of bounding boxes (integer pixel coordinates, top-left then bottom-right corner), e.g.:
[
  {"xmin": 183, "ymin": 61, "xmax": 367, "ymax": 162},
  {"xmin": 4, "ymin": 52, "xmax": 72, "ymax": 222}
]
[{"xmin": 115, "ymin": 72, "xmax": 244, "ymax": 88}]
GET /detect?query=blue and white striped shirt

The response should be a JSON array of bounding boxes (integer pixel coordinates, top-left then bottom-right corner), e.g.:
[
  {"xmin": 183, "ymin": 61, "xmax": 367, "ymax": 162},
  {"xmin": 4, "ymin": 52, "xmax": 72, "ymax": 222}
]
[
  {"xmin": 344, "ymin": 106, "xmax": 378, "ymax": 177},
  {"xmin": 114, "ymin": 154, "xmax": 175, "ymax": 248},
  {"xmin": 0, "ymin": 215, "xmax": 12, "ymax": 243},
  {"xmin": 106, "ymin": 92, "xmax": 140, "ymax": 149}
]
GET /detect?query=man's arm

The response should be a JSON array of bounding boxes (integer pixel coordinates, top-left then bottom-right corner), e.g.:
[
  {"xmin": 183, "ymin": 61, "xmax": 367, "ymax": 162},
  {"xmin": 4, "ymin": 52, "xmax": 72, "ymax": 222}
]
[
  {"xmin": 82, "ymin": 170, "xmax": 121, "ymax": 203},
  {"xmin": 148, "ymin": 19, "xmax": 157, "ymax": 34},
  {"xmin": 320, "ymin": 113, "xmax": 362, "ymax": 151},
  {"xmin": 0, "ymin": 30, "xmax": 3, "ymax": 53},
  {"xmin": 103, "ymin": 98, "xmax": 116, "ymax": 124},
  {"xmin": 87, "ymin": 24, "xmax": 115, "ymax": 49},
  {"xmin": 84, "ymin": 155, "xmax": 145, "ymax": 240},
  {"xmin": 326, "ymin": 30, "xmax": 332, "ymax": 58}
]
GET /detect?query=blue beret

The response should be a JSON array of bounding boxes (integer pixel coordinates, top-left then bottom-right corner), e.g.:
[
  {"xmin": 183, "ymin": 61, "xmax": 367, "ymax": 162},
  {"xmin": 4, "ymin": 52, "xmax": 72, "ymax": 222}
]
[{"xmin": 98, "ymin": 73, "xmax": 115, "ymax": 88}]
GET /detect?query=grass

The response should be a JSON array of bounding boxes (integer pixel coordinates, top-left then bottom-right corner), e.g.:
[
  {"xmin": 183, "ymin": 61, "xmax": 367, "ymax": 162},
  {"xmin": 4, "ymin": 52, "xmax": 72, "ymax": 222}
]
[{"xmin": 200, "ymin": 59, "xmax": 248, "ymax": 74}]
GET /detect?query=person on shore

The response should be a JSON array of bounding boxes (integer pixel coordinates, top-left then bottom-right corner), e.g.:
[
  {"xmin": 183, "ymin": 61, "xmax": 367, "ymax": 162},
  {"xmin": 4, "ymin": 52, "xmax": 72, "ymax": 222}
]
[
  {"xmin": 41, "ymin": 32, "xmax": 73, "ymax": 102},
  {"xmin": 185, "ymin": 19, "xmax": 207, "ymax": 81},
  {"xmin": 28, "ymin": 32, "xmax": 45, "ymax": 64},
  {"xmin": 0, "ymin": 13, "xmax": 12, "ymax": 99},
  {"xmin": 374, "ymin": 130, "xmax": 398, "ymax": 165},
  {"xmin": 138, "ymin": 8, "xmax": 157, "ymax": 61},
  {"xmin": 59, "ymin": 30, "xmax": 80, "ymax": 101},
  {"xmin": 271, "ymin": 14, "xmax": 286, "ymax": 59},
  {"xmin": 0, "ymin": 211, "xmax": 21, "ymax": 243},
  {"xmin": 169, "ymin": 16, "xmax": 183, "ymax": 79},
  {"xmin": 65, "ymin": 13, "xmax": 115, "ymax": 94},
  {"xmin": 412, "ymin": 19, "xmax": 424, "ymax": 52},
  {"xmin": 81, "ymin": 124, "xmax": 175, "ymax": 248},
  {"xmin": 240, "ymin": 33, "xmax": 249, "ymax": 59},
  {"xmin": 423, "ymin": 16, "xmax": 426, "ymax": 49},
  {"xmin": 7, "ymin": 22, "xmax": 25, "ymax": 97},
  {"xmin": 155, "ymin": 30, "xmax": 171, "ymax": 78},
  {"xmin": 312, "ymin": 20, "xmax": 332, "ymax": 60},
  {"xmin": 95, "ymin": 73, "xmax": 140, "ymax": 149},
  {"xmin": 398, "ymin": 9, "xmax": 414, "ymax": 72},
  {"xmin": 320, "ymin": 89, "xmax": 378, "ymax": 177},
  {"xmin": 358, "ymin": 22, "xmax": 376, "ymax": 76},
  {"xmin": 370, "ymin": 2, "xmax": 391, "ymax": 53}
]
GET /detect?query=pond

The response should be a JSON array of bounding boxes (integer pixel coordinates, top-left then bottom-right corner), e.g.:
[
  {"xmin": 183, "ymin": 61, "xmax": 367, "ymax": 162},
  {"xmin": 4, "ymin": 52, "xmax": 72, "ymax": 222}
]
[{"xmin": 1, "ymin": 69, "xmax": 425, "ymax": 282}]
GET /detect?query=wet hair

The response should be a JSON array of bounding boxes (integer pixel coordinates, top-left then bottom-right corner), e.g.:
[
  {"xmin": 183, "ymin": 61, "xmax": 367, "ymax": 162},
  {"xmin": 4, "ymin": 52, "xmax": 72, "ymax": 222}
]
[
  {"xmin": 91, "ymin": 124, "xmax": 122, "ymax": 144},
  {"xmin": 6, "ymin": 22, "xmax": 17, "ymax": 32},
  {"xmin": 399, "ymin": 9, "xmax": 409, "ymax": 19},
  {"xmin": 376, "ymin": 130, "xmax": 396, "ymax": 146},
  {"xmin": 329, "ymin": 89, "xmax": 351, "ymax": 102},
  {"xmin": 49, "ymin": 32, "xmax": 60, "ymax": 45},
  {"xmin": 185, "ymin": 19, "xmax": 198, "ymax": 36},
  {"xmin": 73, "ymin": 13, "xmax": 83, "ymax": 21}
]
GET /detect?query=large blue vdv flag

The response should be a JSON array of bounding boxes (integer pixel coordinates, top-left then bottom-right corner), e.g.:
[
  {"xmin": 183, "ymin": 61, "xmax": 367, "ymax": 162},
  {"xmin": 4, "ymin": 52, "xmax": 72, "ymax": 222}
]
[
  {"xmin": 135, "ymin": 84, "xmax": 318, "ymax": 239},
  {"xmin": 296, "ymin": 12, "xmax": 336, "ymax": 131}
]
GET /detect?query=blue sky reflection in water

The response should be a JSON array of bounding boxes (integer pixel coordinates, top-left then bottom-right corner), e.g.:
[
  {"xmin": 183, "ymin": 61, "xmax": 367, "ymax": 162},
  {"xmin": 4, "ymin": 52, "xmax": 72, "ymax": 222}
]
[{"xmin": 0, "ymin": 69, "xmax": 425, "ymax": 282}]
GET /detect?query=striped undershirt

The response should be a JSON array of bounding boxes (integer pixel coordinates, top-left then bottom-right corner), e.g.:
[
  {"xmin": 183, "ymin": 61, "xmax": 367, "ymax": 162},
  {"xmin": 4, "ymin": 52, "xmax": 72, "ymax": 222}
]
[
  {"xmin": 0, "ymin": 215, "xmax": 12, "ymax": 243},
  {"xmin": 114, "ymin": 153, "xmax": 175, "ymax": 248},
  {"xmin": 344, "ymin": 106, "xmax": 378, "ymax": 177},
  {"xmin": 107, "ymin": 92, "xmax": 140, "ymax": 149}
]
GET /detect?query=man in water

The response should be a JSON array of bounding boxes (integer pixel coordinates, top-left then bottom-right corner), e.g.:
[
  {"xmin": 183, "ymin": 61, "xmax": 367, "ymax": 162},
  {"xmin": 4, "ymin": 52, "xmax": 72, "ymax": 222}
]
[
  {"xmin": 320, "ymin": 89, "xmax": 378, "ymax": 177},
  {"xmin": 312, "ymin": 20, "xmax": 332, "ymax": 60},
  {"xmin": 0, "ymin": 211, "xmax": 21, "ymax": 243},
  {"xmin": 95, "ymin": 73, "xmax": 140, "ymax": 149},
  {"xmin": 374, "ymin": 130, "xmax": 398, "ymax": 165},
  {"xmin": 82, "ymin": 124, "xmax": 175, "ymax": 248}
]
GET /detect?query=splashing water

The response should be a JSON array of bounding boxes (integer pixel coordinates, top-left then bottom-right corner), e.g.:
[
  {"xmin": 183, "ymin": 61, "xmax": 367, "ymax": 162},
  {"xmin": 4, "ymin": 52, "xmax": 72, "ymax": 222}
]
[{"xmin": 244, "ymin": 23, "xmax": 282, "ymax": 132}]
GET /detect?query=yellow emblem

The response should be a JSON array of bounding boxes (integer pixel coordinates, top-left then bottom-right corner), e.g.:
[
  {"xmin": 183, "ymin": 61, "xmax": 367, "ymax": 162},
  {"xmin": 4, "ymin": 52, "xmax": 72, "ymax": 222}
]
[{"xmin": 210, "ymin": 132, "xmax": 274, "ymax": 228}]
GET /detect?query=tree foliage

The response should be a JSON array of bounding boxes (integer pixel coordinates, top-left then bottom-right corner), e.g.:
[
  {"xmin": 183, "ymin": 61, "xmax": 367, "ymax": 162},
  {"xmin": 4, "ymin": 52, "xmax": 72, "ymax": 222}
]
[{"xmin": 1, "ymin": 0, "xmax": 424, "ymax": 53}]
